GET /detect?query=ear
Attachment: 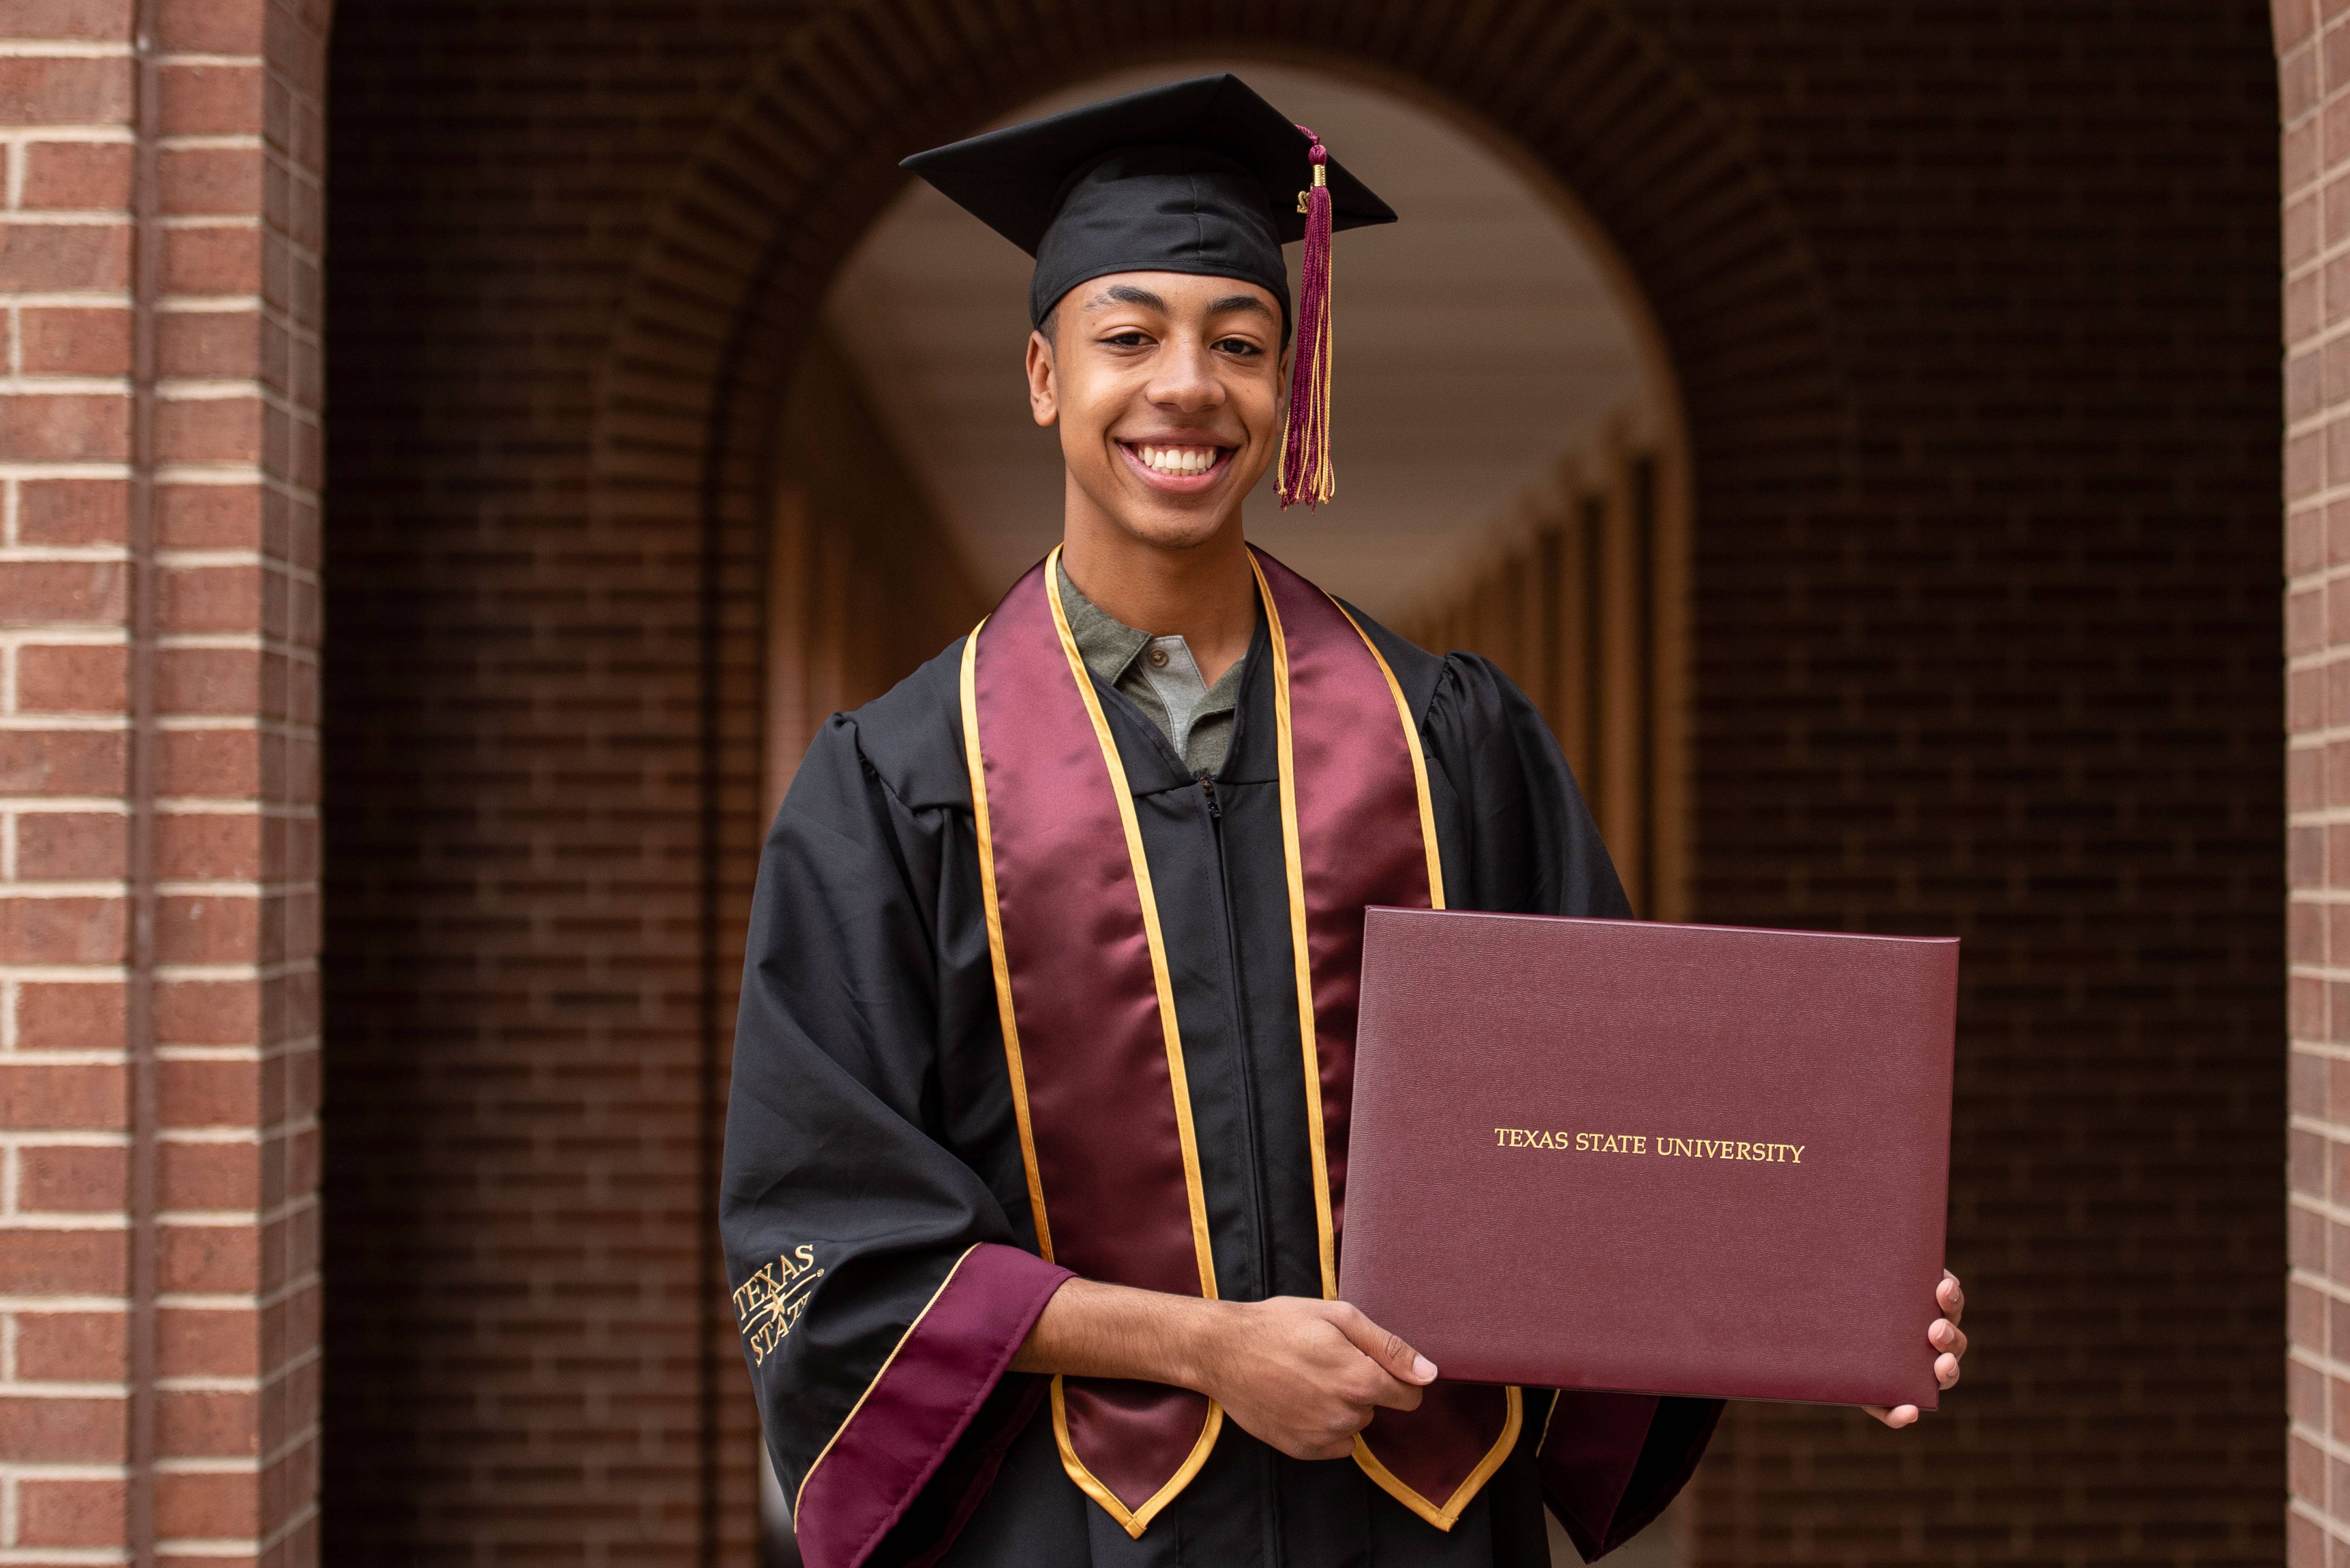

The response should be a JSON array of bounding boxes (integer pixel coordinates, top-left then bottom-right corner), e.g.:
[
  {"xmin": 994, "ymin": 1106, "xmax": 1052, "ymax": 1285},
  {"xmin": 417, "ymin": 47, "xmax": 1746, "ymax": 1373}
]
[{"xmin": 1025, "ymin": 328, "xmax": 1058, "ymax": 428}]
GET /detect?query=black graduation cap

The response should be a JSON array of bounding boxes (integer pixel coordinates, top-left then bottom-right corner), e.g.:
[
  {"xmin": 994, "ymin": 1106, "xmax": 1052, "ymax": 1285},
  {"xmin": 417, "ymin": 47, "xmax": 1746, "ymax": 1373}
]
[{"xmin": 903, "ymin": 73, "xmax": 1397, "ymax": 506}]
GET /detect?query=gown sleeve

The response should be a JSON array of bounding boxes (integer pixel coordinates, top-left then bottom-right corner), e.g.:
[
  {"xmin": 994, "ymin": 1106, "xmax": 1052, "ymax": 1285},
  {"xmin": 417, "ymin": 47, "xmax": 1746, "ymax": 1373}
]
[
  {"xmin": 1422, "ymin": 652, "xmax": 1725, "ymax": 1561},
  {"xmin": 720, "ymin": 712, "xmax": 1072, "ymax": 1568}
]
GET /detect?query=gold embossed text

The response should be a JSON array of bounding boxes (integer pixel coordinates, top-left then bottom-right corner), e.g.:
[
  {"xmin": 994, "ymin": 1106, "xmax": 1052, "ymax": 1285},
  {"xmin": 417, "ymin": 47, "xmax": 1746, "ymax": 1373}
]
[
  {"xmin": 732, "ymin": 1243, "xmax": 824, "ymax": 1366},
  {"xmin": 1492, "ymin": 1128, "xmax": 1805, "ymax": 1164}
]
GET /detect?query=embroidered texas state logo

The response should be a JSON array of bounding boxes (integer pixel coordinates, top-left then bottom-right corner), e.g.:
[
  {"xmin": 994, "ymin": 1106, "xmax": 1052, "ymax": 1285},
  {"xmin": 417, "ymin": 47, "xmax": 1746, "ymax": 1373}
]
[{"xmin": 732, "ymin": 1243, "xmax": 824, "ymax": 1366}]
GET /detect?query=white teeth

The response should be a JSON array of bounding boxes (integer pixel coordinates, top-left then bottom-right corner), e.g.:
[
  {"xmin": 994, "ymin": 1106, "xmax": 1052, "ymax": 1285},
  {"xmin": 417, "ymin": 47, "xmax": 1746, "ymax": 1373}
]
[{"xmin": 1138, "ymin": 444, "xmax": 1217, "ymax": 475}]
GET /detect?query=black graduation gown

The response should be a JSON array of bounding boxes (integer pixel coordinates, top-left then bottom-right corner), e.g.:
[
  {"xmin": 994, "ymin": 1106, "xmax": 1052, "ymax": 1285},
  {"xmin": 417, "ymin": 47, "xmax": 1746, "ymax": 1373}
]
[{"xmin": 722, "ymin": 607, "xmax": 1718, "ymax": 1568}]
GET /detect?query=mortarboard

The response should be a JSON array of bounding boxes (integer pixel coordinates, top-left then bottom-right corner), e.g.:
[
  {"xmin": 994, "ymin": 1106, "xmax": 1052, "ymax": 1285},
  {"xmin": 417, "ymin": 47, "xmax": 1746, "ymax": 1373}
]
[{"xmin": 902, "ymin": 73, "xmax": 1396, "ymax": 509}]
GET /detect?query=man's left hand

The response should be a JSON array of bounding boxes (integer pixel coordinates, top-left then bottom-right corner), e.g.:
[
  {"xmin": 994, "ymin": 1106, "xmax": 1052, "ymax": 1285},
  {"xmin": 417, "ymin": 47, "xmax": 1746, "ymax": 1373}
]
[{"xmin": 1864, "ymin": 1269, "xmax": 1966, "ymax": 1429}]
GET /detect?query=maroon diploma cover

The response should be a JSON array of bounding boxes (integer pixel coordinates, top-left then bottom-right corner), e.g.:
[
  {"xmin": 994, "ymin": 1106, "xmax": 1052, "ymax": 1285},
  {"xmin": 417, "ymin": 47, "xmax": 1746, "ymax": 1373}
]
[{"xmin": 1339, "ymin": 908, "xmax": 1957, "ymax": 1410}]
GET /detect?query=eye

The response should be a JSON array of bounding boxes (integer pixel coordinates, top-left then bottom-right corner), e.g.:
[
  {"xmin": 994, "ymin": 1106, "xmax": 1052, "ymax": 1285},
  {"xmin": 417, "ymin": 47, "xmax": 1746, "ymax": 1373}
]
[
  {"xmin": 1101, "ymin": 330, "xmax": 1151, "ymax": 349},
  {"xmin": 1215, "ymin": 337, "xmax": 1264, "ymax": 357}
]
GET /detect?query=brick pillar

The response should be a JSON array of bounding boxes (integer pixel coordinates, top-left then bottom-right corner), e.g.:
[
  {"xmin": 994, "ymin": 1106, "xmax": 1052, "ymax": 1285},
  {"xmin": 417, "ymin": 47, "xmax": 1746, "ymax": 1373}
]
[
  {"xmin": 2286, "ymin": 2, "xmax": 2350, "ymax": 1562},
  {"xmin": 0, "ymin": 1, "xmax": 327, "ymax": 1562}
]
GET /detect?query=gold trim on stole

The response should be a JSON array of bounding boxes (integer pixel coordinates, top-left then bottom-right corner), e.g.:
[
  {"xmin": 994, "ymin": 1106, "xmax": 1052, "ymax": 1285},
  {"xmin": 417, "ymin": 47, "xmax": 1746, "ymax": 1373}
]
[
  {"xmin": 1041, "ymin": 550, "xmax": 1225, "ymax": 1535},
  {"xmin": 1252, "ymin": 553, "xmax": 1519, "ymax": 1531},
  {"xmin": 960, "ymin": 552, "xmax": 1225, "ymax": 1537},
  {"xmin": 959, "ymin": 625, "xmax": 1053, "ymax": 1262},
  {"xmin": 1352, "ymin": 1386, "xmax": 1525, "ymax": 1532},
  {"xmin": 1048, "ymin": 1374, "xmax": 1225, "ymax": 1540},
  {"xmin": 1327, "ymin": 594, "xmax": 1447, "ymax": 912},
  {"xmin": 1040, "ymin": 548, "xmax": 1220, "ymax": 1300},
  {"xmin": 1248, "ymin": 554, "xmax": 1340, "ymax": 1301}
]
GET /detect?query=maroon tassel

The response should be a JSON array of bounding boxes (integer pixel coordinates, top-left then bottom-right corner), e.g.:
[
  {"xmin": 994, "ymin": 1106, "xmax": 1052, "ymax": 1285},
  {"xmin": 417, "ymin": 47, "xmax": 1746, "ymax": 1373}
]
[{"xmin": 1279, "ymin": 126, "xmax": 1336, "ymax": 509}]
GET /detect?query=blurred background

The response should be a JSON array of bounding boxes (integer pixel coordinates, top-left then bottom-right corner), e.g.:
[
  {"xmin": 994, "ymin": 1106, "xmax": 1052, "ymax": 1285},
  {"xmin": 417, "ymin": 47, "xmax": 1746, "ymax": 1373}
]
[{"xmin": 0, "ymin": 2, "xmax": 2306, "ymax": 1565}]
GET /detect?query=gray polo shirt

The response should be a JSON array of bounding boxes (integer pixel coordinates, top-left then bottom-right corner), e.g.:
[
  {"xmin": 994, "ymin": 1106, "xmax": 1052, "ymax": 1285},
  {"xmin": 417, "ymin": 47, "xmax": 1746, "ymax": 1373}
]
[{"xmin": 1055, "ymin": 557, "xmax": 1246, "ymax": 775}]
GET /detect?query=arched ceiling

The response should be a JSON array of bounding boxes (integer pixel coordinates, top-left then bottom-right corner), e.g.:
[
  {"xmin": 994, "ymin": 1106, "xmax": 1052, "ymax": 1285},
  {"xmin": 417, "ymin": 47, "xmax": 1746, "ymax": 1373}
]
[{"xmin": 821, "ymin": 59, "xmax": 1651, "ymax": 622}]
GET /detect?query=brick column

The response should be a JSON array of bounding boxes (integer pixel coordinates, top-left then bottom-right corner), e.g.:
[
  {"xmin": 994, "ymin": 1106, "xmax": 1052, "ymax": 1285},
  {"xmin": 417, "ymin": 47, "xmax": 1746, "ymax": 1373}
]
[
  {"xmin": 2285, "ymin": 2, "xmax": 2350, "ymax": 1562},
  {"xmin": 0, "ymin": 1, "xmax": 326, "ymax": 1562}
]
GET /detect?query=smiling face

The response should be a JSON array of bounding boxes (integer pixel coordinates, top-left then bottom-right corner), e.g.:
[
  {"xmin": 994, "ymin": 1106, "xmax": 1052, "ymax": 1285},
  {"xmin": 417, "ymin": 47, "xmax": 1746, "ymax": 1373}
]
[{"xmin": 1025, "ymin": 270, "xmax": 1288, "ymax": 553}]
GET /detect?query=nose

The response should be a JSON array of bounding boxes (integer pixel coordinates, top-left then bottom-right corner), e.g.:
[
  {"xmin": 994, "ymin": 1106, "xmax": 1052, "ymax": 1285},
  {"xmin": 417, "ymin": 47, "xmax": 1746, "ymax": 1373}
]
[{"xmin": 1145, "ymin": 335, "xmax": 1225, "ymax": 414}]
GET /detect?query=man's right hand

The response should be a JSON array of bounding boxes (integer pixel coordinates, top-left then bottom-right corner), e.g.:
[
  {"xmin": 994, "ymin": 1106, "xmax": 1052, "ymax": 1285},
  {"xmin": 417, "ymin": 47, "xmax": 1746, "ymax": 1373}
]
[
  {"xmin": 1011, "ymin": 1280, "xmax": 1438, "ymax": 1462},
  {"xmin": 1195, "ymin": 1296, "xmax": 1436, "ymax": 1459}
]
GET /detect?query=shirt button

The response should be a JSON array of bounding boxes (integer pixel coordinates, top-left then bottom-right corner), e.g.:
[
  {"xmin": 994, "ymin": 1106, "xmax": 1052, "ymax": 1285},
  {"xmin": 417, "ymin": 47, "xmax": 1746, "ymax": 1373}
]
[{"xmin": 1146, "ymin": 647, "xmax": 1169, "ymax": 668}]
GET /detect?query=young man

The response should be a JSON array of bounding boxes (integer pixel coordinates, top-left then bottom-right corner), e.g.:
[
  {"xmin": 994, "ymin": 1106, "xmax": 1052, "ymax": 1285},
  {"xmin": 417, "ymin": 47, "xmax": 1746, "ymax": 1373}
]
[{"xmin": 723, "ymin": 74, "xmax": 1968, "ymax": 1568}]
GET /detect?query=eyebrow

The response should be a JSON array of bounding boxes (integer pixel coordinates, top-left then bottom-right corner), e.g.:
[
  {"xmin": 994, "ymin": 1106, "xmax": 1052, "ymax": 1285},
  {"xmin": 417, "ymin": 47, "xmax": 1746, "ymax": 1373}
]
[
  {"xmin": 1086, "ymin": 283, "xmax": 1168, "ymax": 312},
  {"xmin": 1079, "ymin": 284, "xmax": 1276, "ymax": 322}
]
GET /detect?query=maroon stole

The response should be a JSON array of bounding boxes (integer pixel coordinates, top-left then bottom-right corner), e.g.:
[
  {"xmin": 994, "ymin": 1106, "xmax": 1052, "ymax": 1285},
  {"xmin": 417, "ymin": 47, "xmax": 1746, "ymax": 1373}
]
[{"xmin": 958, "ymin": 545, "xmax": 1521, "ymax": 1537}]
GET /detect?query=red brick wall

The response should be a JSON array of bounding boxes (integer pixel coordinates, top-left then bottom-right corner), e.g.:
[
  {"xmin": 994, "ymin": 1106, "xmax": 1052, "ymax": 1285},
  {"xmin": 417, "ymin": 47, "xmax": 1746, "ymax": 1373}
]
[
  {"xmin": 1687, "ymin": 1, "xmax": 2286, "ymax": 1554},
  {"xmin": 2281, "ymin": 2, "xmax": 2350, "ymax": 1562},
  {"xmin": 0, "ymin": 0, "xmax": 327, "ymax": 1563},
  {"xmin": 321, "ymin": 2, "xmax": 2286, "ymax": 1563}
]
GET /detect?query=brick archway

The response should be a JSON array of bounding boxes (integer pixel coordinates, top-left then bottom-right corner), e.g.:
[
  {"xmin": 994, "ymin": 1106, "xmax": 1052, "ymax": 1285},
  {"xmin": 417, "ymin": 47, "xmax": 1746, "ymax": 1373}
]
[
  {"xmin": 589, "ymin": 7, "xmax": 1852, "ymax": 587},
  {"xmin": 586, "ymin": 2, "xmax": 1853, "ymax": 1554},
  {"xmin": 318, "ymin": 2, "xmax": 2287, "ymax": 1563}
]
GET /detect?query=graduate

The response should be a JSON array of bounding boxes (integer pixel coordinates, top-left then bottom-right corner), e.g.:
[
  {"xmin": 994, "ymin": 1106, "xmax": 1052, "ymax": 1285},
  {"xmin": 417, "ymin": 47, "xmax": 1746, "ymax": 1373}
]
[{"xmin": 722, "ymin": 74, "xmax": 1969, "ymax": 1568}]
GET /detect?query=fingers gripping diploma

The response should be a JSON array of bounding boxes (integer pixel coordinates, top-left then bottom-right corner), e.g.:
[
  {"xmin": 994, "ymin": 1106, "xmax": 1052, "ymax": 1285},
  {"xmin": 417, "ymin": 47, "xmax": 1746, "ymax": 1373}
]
[
  {"xmin": 1864, "ymin": 1269, "xmax": 1968, "ymax": 1429},
  {"xmin": 1010, "ymin": 1280, "xmax": 1438, "ymax": 1462}
]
